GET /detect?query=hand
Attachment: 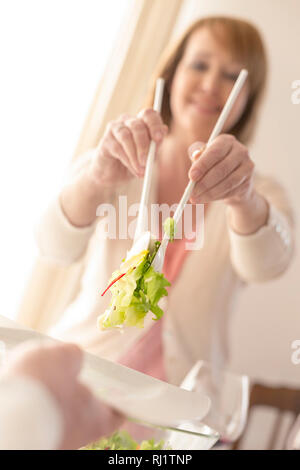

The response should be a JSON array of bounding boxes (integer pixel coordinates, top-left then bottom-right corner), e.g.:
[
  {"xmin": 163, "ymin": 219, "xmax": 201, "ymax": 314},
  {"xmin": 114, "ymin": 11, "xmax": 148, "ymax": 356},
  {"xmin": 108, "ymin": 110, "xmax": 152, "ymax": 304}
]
[
  {"xmin": 1, "ymin": 341, "xmax": 124, "ymax": 450},
  {"xmin": 90, "ymin": 109, "xmax": 168, "ymax": 188},
  {"xmin": 60, "ymin": 109, "xmax": 167, "ymax": 227},
  {"xmin": 188, "ymin": 134, "xmax": 255, "ymax": 206}
]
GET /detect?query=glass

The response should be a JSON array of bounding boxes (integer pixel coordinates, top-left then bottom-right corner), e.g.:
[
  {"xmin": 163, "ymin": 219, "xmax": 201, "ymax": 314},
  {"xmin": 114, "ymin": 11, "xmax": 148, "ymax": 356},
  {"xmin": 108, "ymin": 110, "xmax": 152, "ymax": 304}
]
[{"xmin": 181, "ymin": 360, "xmax": 250, "ymax": 444}]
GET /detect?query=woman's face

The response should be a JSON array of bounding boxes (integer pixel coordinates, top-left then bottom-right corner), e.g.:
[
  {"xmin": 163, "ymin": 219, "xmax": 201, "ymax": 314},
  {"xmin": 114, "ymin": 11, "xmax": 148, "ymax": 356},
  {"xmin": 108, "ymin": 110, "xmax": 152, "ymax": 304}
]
[{"xmin": 169, "ymin": 27, "xmax": 249, "ymax": 140}]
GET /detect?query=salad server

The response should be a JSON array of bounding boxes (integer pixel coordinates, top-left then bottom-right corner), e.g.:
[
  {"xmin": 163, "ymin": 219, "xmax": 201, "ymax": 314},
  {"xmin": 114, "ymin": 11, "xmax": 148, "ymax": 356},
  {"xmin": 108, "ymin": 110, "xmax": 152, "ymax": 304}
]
[{"xmin": 124, "ymin": 77, "xmax": 165, "ymax": 262}]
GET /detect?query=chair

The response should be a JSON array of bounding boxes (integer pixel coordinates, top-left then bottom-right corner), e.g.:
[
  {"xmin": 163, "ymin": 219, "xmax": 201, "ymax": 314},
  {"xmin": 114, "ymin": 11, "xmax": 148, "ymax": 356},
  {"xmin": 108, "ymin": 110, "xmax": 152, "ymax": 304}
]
[{"xmin": 232, "ymin": 382, "xmax": 300, "ymax": 450}]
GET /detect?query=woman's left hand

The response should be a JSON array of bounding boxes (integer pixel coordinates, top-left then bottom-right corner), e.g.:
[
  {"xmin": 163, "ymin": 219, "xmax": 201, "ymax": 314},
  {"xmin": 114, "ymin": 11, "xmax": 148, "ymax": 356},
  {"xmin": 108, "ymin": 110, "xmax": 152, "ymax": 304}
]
[{"xmin": 188, "ymin": 134, "xmax": 255, "ymax": 206}]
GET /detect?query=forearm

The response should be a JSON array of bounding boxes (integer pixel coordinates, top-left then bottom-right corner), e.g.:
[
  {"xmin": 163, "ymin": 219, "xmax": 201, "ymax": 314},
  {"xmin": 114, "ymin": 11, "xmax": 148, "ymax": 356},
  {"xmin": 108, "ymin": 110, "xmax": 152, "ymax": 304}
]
[
  {"xmin": 36, "ymin": 152, "xmax": 116, "ymax": 264},
  {"xmin": 226, "ymin": 189, "xmax": 270, "ymax": 235},
  {"xmin": 60, "ymin": 151, "xmax": 115, "ymax": 228},
  {"xmin": 60, "ymin": 172, "xmax": 105, "ymax": 228},
  {"xmin": 227, "ymin": 180, "xmax": 294, "ymax": 283}
]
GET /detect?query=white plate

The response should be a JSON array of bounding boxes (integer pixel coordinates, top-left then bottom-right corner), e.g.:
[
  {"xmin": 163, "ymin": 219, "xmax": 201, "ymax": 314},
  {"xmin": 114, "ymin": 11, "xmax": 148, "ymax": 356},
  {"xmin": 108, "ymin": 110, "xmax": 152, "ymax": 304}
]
[{"xmin": 0, "ymin": 317, "xmax": 211, "ymax": 427}]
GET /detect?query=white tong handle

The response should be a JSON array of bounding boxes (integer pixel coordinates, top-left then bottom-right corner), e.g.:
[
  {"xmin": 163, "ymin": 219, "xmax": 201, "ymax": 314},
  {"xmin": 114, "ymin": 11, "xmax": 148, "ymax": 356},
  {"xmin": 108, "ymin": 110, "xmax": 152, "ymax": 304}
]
[{"xmin": 133, "ymin": 78, "xmax": 165, "ymax": 244}]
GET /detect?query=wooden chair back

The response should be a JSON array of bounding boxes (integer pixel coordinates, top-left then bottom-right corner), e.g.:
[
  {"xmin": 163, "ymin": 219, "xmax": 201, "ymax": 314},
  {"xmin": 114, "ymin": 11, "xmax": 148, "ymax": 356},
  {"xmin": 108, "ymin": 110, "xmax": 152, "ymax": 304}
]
[{"xmin": 233, "ymin": 383, "xmax": 300, "ymax": 450}]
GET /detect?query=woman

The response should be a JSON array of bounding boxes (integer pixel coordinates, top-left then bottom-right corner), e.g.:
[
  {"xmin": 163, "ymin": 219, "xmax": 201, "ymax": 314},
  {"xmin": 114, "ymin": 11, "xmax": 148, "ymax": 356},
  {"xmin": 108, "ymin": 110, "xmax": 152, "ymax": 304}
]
[{"xmin": 37, "ymin": 16, "xmax": 294, "ymax": 386}]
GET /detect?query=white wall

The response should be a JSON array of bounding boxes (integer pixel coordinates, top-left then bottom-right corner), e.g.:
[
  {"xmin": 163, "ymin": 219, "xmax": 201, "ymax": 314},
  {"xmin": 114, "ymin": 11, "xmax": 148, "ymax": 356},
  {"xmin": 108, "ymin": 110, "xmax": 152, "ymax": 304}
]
[{"xmin": 175, "ymin": 0, "xmax": 300, "ymax": 386}]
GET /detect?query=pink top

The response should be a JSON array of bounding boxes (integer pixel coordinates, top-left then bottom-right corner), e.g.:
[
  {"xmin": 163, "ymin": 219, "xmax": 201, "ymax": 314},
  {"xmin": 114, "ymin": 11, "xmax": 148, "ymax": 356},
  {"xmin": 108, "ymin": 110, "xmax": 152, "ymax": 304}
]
[{"xmin": 117, "ymin": 235, "xmax": 194, "ymax": 381}]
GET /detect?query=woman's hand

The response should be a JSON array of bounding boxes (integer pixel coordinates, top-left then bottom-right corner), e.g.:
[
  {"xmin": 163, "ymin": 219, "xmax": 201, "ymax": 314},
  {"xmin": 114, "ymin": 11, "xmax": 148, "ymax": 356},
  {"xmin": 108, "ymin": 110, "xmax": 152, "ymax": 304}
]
[
  {"xmin": 188, "ymin": 134, "xmax": 269, "ymax": 234},
  {"xmin": 188, "ymin": 134, "xmax": 255, "ymax": 206},
  {"xmin": 60, "ymin": 109, "xmax": 167, "ymax": 227},
  {"xmin": 90, "ymin": 109, "xmax": 168, "ymax": 188}
]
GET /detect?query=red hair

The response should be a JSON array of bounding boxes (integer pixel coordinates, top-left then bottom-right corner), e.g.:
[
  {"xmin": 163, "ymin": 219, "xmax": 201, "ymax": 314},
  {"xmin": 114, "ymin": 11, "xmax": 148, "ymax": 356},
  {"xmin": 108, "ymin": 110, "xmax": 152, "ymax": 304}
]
[{"xmin": 146, "ymin": 16, "xmax": 268, "ymax": 144}]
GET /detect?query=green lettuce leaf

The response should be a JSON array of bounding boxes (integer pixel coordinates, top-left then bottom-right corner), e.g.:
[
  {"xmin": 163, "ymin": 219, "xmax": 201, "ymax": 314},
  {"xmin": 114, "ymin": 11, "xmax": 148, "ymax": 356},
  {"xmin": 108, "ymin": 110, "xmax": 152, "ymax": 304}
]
[
  {"xmin": 98, "ymin": 242, "xmax": 171, "ymax": 330},
  {"xmin": 82, "ymin": 430, "xmax": 138, "ymax": 450},
  {"xmin": 140, "ymin": 438, "xmax": 165, "ymax": 450},
  {"xmin": 81, "ymin": 430, "xmax": 166, "ymax": 450},
  {"xmin": 163, "ymin": 217, "xmax": 176, "ymax": 242},
  {"xmin": 144, "ymin": 267, "xmax": 170, "ymax": 305}
]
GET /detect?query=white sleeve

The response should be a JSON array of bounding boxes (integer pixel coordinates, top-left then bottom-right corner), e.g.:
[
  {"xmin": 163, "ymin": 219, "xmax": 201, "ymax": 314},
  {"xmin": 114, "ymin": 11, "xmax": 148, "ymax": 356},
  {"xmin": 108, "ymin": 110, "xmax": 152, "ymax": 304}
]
[
  {"xmin": 228, "ymin": 204, "xmax": 294, "ymax": 282},
  {"xmin": 227, "ymin": 175, "xmax": 294, "ymax": 283},
  {"xmin": 35, "ymin": 197, "xmax": 98, "ymax": 265},
  {"xmin": 0, "ymin": 375, "xmax": 63, "ymax": 450}
]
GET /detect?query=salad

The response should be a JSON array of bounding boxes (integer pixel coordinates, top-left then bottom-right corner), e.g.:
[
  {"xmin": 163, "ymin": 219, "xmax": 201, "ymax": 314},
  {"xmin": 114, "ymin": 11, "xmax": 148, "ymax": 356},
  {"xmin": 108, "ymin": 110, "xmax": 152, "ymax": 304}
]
[
  {"xmin": 163, "ymin": 217, "xmax": 176, "ymax": 242},
  {"xmin": 98, "ymin": 218, "xmax": 175, "ymax": 330},
  {"xmin": 98, "ymin": 241, "xmax": 170, "ymax": 329},
  {"xmin": 82, "ymin": 430, "xmax": 165, "ymax": 450}
]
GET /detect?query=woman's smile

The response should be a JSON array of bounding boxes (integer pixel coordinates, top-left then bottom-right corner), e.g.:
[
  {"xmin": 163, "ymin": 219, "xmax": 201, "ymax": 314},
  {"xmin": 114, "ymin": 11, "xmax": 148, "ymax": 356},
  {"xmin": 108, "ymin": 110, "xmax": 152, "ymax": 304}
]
[{"xmin": 188, "ymin": 97, "xmax": 221, "ymax": 115}]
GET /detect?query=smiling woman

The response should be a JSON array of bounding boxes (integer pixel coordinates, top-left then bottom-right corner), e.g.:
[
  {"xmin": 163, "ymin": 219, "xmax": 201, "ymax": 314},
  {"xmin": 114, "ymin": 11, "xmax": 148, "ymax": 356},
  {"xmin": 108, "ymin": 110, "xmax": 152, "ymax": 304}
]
[
  {"xmin": 146, "ymin": 16, "xmax": 267, "ymax": 144},
  {"xmin": 0, "ymin": 0, "xmax": 133, "ymax": 319}
]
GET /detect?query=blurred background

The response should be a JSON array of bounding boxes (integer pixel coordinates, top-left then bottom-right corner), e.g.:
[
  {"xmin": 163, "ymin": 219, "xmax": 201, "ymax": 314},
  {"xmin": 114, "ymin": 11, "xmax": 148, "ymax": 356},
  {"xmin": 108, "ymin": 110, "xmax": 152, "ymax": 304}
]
[
  {"xmin": 0, "ymin": 0, "xmax": 133, "ymax": 318},
  {"xmin": 0, "ymin": 0, "xmax": 299, "ymax": 449}
]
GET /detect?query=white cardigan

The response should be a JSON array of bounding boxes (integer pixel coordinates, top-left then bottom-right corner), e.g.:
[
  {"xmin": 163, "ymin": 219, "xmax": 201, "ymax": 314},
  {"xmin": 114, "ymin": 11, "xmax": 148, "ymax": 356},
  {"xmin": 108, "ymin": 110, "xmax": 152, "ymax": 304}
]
[{"xmin": 37, "ymin": 162, "xmax": 294, "ymax": 386}]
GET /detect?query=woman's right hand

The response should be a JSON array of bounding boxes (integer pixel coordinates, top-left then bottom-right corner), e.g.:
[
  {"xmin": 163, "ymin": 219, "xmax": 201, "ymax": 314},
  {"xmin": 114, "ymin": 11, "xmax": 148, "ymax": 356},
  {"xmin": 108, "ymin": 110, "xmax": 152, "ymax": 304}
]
[
  {"xmin": 89, "ymin": 109, "xmax": 168, "ymax": 188},
  {"xmin": 60, "ymin": 109, "xmax": 167, "ymax": 227}
]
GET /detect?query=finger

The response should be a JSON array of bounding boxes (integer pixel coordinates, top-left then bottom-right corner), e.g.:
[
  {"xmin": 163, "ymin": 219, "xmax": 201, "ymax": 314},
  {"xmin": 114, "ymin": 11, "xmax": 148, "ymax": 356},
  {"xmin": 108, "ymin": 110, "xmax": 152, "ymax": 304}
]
[
  {"xmin": 0, "ymin": 340, "xmax": 44, "ymax": 378},
  {"xmin": 191, "ymin": 150, "xmax": 244, "ymax": 196},
  {"xmin": 111, "ymin": 123, "xmax": 141, "ymax": 175},
  {"xmin": 59, "ymin": 383, "xmax": 96, "ymax": 450},
  {"xmin": 138, "ymin": 109, "xmax": 166, "ymax": 143},
  {"xmin": 50, "ymin": 342, "xmax": 83, "ymax": 379},
  {"xmin": 125, "ymin": 118, "xmax": 151, "ymax": 168},
  {"xmin": 223, "ymin": 178, "xmax": 252, "ymax": 202},
  {"xmin": 89, "ymin": 399, "xmax": 124, "ymax": 441},
  {"xmin": 75, "ymin": 384, "xmax": 124, "ymax": 447},
  {"xmin": 188, "ymin": 141, "xmax": 206, "ymax": 162},
  {"xmin": 118, "ymin": 113, "xmax": 131, "ymax": 122},
  {"xmin": 103, "ymin": 132, "xmax": 139, "ymax": 177},
  {"xmin": 7, "ymin": 341, "xmax": 83, "ymax": 383},
  {"xmin": 190, "ymin": 164, "xmax": 248, "ymax": 202},
  {"xmin": 189, "ymin": 134, "xmax": 235, "ymax": 182}
]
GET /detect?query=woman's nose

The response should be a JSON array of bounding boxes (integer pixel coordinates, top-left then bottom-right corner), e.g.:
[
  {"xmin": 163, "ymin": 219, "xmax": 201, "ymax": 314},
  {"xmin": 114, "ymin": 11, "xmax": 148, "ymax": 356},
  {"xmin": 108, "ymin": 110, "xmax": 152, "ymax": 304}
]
[{"xmin": 199, "ymin": 71, "xmax": 220, "ymax": 95}]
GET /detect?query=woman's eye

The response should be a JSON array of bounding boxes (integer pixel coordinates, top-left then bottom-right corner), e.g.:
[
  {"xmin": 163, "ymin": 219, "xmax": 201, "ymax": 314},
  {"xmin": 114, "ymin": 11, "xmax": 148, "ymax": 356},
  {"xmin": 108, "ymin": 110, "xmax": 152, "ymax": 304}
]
[
  {"xmin": 223, "ymin": 72, "xmax": 239, "ymax": 81},
  {"xmin": 190, "ymin": 61, "xmax": 208, "ymax": 71}
]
